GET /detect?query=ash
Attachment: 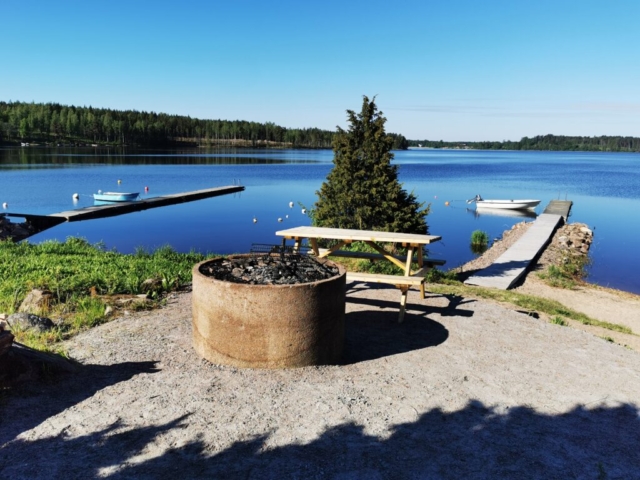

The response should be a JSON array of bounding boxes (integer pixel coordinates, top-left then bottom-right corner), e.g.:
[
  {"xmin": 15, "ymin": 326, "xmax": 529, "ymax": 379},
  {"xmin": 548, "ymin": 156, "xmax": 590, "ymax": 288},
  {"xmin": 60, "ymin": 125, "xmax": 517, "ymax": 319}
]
[{"xmin": 199, "ymin": 254, "xmax": 340, "ymax": 285}]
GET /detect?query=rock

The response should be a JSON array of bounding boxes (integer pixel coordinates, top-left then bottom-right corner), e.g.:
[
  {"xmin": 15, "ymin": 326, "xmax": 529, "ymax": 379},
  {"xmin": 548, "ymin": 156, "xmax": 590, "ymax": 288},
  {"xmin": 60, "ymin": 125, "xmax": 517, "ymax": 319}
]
[
  {"xmin": 104, "ymin": 305, "xmax": 113, "ymax": 316},
  {"xmin": 7, "ymin": 313, "xmax": 55, "ymax": 332},
  {"xmin": 18, "ymin": 289, "xmax": 54, "ymax": 313},
  {"xmin": 141, "ymin": 278, "xmax": 163, "ymax": 294},
  {"xmin": 579, "ymin": 226, "xmax": 593, "ymax": 236}
]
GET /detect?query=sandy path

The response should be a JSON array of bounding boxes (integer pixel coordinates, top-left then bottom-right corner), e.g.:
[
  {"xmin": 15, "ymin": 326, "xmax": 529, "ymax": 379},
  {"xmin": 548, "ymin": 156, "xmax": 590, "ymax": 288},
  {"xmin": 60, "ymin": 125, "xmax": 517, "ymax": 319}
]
[{"xmin": 2, "ymin": 286, "xmax": 640, "ymax": 479}]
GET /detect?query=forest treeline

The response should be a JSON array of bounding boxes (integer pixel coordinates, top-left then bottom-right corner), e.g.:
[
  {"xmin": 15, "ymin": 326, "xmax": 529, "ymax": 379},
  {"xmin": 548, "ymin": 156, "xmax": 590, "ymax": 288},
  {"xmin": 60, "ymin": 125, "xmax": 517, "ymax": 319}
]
[
  {"xmin": 408, "ymin": 134, "xmax": 640, "ymax": 152},
  {"xmin": 0, "ymin": 101, "xmax": 409, "ymax": 150}
]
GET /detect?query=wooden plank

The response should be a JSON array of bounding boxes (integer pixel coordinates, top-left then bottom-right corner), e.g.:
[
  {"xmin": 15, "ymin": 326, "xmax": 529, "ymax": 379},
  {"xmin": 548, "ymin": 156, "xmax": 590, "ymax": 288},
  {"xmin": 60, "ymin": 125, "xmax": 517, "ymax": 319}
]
[
  {"xmin": 346, "ymin": 272, "xmax": 425, "ymax": 286},
  {"xmin": 364, "ymin": 240, "xmax": 407, "ymax": 271},
  {"xmin": 315, "ymin": 249, "xmax": 446, "ymax": 265},
  {"xmin": 276, "ymin": 226, "xmax": 441, "ymax": 245},
  {"xmin": 464, "ymin": 213, "xmax": 563, "ymax": 290}
]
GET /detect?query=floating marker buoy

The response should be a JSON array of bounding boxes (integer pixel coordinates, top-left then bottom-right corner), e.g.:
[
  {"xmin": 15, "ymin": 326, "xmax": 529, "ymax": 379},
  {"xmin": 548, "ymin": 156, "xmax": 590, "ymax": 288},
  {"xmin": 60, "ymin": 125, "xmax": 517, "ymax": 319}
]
[
  {"xmin": 278, "ymin": 217, "xmax": 283, "ymax": 222},
  {"xmin": 72, "ymin": 193, "xmax": 79, "ymax": 200},
  {"xmin": 253, "ymin": 217, "xmax": 258, "ymax": 223},
  {"xmin": 2, "ymin": 202, "xmax": 7, "ymax": 209},
  {"xmin": 301, "ymin": 208, "xmax": 306, "ymax": 214},
  {"xmin": 145, "ymin": 186, "xmax": 149, "ymax": 192},
  {"xmin": 445, "ymin": 201, "xmax": 450, "ymax": 206},
  {"xmin": 434, "ymin": 195, "xmax": 437, "ymax": 199},
  {"xmin": 289, "ymin": 201, "xmax": 294, "ymax": 208},
  {"xmin": 117, "ymin": 179, "xmax": 121, "ymax": 184}
]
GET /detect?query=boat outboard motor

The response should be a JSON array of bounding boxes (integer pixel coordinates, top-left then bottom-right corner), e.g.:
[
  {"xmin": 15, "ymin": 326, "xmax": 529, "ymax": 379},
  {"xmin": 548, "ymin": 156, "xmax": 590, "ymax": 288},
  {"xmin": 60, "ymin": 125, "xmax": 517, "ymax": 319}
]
[{"xmin": 467, "ymin": 194, "xmax": 483, "ymax": 204}]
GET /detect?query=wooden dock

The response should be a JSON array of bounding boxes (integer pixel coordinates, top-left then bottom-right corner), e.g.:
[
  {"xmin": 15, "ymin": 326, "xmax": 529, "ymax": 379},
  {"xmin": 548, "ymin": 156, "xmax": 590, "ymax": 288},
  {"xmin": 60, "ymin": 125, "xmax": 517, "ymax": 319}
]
[
  {"xmin": 50, "ymin": 185, "xmax": 244, "ymax": 222},
  {"xmin": 1, "ymin": 185, "xmax": 244, "ymax": 242},
  {"xmin": 463, "ymin": 206, "xmax": 567, "ymax": 290},
  {"xmin": 543, "ymin": 200, "xmax": 573, "ymax": 220}
]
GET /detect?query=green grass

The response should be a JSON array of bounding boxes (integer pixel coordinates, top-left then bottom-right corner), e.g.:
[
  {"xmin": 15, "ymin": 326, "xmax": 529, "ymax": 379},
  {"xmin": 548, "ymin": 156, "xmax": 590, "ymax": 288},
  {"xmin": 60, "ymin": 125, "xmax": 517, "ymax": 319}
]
[
  {"xmin": 538, "ymin": 254, "xmax": 590, "ymax": 289},
  {"xmin": 470, "ymin": 230, "xmax": 489, "ymax": 246},
  {"xmin": 550, "ymin": 316, "xmax": 568, "ymax": 326},
  {"xmin": 1, "ymin": 237, "xmax": 212, "ymax": 350},
  {"xmin": 425, "ymin": 279, "xmax": 633, "ymax": 335}
]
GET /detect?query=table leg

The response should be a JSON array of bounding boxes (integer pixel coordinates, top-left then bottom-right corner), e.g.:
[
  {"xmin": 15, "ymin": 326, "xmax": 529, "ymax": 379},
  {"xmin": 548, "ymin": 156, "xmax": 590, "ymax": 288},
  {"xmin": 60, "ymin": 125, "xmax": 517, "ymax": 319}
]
[
  {"xmin": 398, "ymin": 286, "xmax": 409, "ymax": 323},
  {"xmin": 309, "ymin": 238, "xmax": 319, "ymax": 256}
]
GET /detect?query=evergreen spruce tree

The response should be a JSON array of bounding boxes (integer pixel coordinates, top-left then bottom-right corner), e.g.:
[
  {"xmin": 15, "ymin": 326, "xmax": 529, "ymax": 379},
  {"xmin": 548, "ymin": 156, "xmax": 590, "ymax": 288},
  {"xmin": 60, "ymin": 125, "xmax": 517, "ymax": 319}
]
[{"xmin": 314, "ymin": 96, "xmax": 429, "ymax": 234}]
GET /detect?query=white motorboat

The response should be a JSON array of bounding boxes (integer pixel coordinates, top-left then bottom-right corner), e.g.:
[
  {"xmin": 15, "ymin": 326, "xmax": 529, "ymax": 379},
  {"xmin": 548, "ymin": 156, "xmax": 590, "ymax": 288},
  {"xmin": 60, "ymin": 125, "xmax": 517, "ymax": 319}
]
[{"xmin": 467, "ymin": 195, "xmax": 540, "ymax": 210}]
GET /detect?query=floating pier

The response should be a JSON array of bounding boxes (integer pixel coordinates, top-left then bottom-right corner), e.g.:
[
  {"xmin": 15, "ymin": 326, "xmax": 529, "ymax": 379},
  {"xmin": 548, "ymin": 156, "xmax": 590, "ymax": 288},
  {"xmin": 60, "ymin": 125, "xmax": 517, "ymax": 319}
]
[
  {"xmin": 0, "ymin": 185, "xmax": 244, "ymax": 242},
  {"xmin": 463, "ymin": 200, "xmax": 572, "ymax": 290}
]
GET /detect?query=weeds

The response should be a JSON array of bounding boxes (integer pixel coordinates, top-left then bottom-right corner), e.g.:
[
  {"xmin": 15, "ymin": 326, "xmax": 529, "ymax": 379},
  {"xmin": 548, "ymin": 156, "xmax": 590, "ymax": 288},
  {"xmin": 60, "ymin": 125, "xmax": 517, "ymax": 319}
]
[
  {"xmin": 550, "ymin": 316, "xmax": 568, "ymax": 326},
  {"xmin": 538, "ymin": 254, "xmax": 590, "ymax": 289}
]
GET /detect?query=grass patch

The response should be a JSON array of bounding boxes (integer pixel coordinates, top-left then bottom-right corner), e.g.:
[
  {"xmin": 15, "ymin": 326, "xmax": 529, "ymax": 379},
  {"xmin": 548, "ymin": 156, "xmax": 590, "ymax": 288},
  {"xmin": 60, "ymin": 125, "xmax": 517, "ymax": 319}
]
[
  {"xmin": 470, "ymin": 230, "xmax": 489, "ymax": 246},
  {"xmin": 0, "ymin": 237, "xmax": 212, "ymax": 351},
  {"xmin": 425, "ymin": 280, "xmax": 633, "ymax": 335},
  {"xmin": 550, "ymin": 316, "xmax": 568, "ymax": 326},
  {"xmin": 538, "ymin": 254, "xmax": 590, "ymax": 289}
]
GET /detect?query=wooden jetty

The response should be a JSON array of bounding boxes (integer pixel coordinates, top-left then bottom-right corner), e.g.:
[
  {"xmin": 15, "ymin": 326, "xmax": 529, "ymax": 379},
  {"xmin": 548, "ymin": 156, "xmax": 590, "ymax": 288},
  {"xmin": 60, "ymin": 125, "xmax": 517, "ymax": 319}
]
[
  {"xmin": 543, "ymin": 200, "xmax": 573, "ymax": 220},
  {"xmin": 463, "ymin": 199, "xmax": 572, "ymax": 290},
  {"xmin": 0, "ymin": 185, "xmax": 244, "ymax": 242}
]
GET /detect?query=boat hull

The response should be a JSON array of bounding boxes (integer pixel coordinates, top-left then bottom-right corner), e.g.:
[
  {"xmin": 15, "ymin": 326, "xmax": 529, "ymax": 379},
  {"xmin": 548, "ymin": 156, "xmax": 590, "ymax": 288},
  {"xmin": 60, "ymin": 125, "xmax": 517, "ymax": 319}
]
[
  {"xmin": 475, "ymin": 199, "xmax": 540, "ymax": 210},
  {"xmin": 93, "ymin": 192, "xmax": 139, "ymax": 202}
]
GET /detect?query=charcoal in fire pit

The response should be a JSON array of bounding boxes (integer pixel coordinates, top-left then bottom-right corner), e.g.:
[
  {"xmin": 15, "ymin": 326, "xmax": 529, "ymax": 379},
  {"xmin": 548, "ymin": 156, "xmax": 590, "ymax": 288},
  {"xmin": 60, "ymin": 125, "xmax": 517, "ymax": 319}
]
[{"xmin": 199, "ymin": 251, "xmax": 339, "ymax": 285}]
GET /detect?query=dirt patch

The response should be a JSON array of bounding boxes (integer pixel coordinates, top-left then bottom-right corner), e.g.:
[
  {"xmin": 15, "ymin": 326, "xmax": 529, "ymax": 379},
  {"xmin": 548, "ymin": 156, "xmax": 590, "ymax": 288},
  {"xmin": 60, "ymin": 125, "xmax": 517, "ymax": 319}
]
[{"xmin": 2, "ymin": 283, "xmax": 640, "ymax": 478}]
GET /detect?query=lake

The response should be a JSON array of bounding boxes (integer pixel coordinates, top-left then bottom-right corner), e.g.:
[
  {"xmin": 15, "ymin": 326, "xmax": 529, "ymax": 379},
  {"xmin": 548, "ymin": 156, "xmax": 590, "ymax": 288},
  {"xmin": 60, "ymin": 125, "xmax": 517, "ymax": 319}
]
[{"xmin": 1, "ymin": 147, "xmax": 639, "ymax": 294}]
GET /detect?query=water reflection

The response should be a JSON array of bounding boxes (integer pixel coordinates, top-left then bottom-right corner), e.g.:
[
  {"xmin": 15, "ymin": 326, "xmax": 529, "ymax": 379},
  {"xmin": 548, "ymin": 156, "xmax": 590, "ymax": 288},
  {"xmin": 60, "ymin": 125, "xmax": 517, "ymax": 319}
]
[{"xmin": 467, "ymin": 207, "xmax": 538, "ymax": 219}]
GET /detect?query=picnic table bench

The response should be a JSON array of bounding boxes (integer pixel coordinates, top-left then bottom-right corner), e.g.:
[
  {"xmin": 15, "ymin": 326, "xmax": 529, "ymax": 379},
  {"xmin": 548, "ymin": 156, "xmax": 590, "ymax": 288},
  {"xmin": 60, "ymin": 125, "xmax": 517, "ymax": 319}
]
[{"xmin": 275, "ymin": 226, "xmax": 443, "ymax": 322}]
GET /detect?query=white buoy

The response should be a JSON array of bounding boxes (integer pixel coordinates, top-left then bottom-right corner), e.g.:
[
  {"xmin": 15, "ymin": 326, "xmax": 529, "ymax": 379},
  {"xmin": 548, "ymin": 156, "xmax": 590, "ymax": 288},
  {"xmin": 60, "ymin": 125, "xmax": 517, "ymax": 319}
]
[
  {"xmin": 117, "ymin": 179, "xmax": 122, "ymax": 184},
  {"xmin": 278, "ymin": 217, "xmax": 283, "ymax": 222},
  {"xmin": 253, "ymin": 217, "xmax": 258, "ymax": 223},
  {"xmin": 285, "ymin": 214, "xmax": 289, "ymax": 219},
  {"xmin": 72, "ymin": 193, "xmax": 79, "ymax": 200},
  {"xmin": 289, "ymin": 201, "xmax": 294, "ymax": 208},
  {"xmin": 2, "ymin": 202, "xmax": 7, "ymax": 209},
  {"xmin": 301, "ymin": 208, "xmax": 306, "ymax": 214}
]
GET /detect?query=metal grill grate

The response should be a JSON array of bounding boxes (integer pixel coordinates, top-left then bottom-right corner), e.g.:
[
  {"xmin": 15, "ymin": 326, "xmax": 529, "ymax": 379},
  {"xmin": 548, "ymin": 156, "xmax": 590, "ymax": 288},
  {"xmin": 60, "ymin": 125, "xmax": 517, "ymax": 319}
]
[{"xmin": 250, "ymin": 243, "xmax": 311, "ymax": 262}]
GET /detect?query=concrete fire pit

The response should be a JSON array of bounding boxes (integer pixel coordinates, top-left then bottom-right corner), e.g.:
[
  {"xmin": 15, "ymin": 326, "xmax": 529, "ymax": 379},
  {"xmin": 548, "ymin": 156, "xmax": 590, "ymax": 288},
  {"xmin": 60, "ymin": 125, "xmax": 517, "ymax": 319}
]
[{"xmin": 192, "ymin": 254, "xmax": 346, "ymax": 368}]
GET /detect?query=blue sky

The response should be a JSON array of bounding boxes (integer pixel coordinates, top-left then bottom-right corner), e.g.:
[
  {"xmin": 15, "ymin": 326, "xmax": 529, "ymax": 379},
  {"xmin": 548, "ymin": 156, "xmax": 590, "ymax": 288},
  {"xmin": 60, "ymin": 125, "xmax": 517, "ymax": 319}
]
[{"xmin": 2, "ymin": 0, "xmax": 639, "ymax": 141}]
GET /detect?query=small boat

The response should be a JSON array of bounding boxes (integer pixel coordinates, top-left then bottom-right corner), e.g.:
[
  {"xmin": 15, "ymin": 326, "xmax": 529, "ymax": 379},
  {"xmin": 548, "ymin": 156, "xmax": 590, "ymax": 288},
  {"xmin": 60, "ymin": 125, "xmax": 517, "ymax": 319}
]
[
  {"xmin": 93, "ymin": 191, "xmax": 139, "ymax": 202},
  {"xmin": 467, "ymin": 194, "xmax": 540, "ymax": 210}
]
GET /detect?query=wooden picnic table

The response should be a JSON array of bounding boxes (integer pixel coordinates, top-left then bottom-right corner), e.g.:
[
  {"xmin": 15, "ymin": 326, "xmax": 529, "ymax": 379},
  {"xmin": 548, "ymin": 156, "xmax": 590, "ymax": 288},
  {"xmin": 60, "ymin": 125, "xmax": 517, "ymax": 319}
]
[{"xmin": 275, "ymin": 226, "xmax": 442, "ymax": 322}]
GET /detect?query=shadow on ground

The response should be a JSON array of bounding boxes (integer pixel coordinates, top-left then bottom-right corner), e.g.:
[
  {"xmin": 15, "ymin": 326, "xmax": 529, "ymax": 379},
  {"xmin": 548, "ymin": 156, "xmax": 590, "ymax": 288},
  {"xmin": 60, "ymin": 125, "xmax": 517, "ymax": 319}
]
[
  {"xmin": 344, "ymin": 309, "xmax": 449, "ymax": 366},
  {"xmin": 0, "ymin": 361, "xmax": 159, "ymax": 445},
  {"xmin": 2, "ymin": 400, "xmax": 638, "ymax": 479}
]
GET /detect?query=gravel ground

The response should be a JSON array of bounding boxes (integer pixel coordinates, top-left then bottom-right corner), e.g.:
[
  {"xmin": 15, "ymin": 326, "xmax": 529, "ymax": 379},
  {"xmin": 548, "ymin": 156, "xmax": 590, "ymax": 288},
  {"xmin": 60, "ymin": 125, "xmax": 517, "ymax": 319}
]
[{"xmin": 2, "ymin": 278, "xmax": 640, "ymax": 479}]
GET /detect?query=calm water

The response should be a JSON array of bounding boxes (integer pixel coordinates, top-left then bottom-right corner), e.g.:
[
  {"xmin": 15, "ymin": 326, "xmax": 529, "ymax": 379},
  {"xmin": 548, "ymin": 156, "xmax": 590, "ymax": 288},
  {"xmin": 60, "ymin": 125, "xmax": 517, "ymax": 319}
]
[{"xmin": 1, "ymin": 147, "xmax": 639, "ymax": 294}]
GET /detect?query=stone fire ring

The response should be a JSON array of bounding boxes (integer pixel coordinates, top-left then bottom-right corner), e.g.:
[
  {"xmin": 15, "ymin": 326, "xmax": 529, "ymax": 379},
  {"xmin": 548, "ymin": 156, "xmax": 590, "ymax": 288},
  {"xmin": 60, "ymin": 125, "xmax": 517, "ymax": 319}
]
[{"xmin": 192, "ymin": 255, "xmax": 346, "ymax": 369}]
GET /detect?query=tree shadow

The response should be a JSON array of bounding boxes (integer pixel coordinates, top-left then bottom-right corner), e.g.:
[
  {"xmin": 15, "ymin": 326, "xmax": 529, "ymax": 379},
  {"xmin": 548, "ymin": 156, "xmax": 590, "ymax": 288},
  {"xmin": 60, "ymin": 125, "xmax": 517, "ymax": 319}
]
[
  {"xmin": 0, "ymin": 360, "xmax": 160, "ymax": 444},
  {"xmin": 3, "ymin": 400, "xmax": 638, "ymax": 479}
]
